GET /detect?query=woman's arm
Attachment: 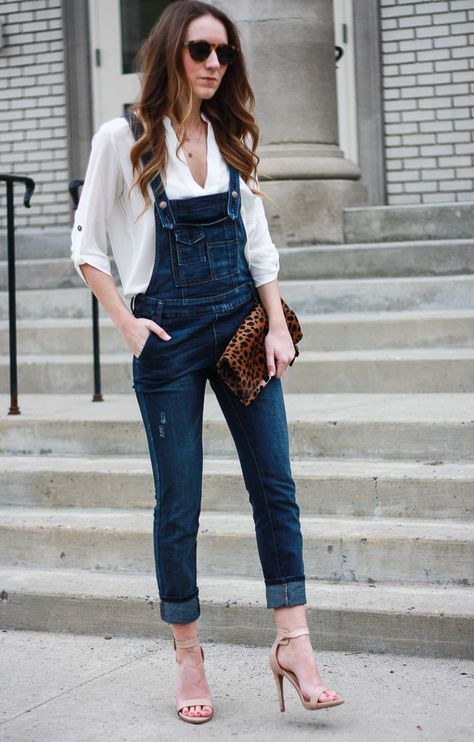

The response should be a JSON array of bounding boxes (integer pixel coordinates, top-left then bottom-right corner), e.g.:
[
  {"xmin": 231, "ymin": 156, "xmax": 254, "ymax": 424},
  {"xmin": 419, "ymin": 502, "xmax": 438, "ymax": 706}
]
[
  {"xmin": 80, "ymin": 264, "xmax": 171, "ymax": 357},
  {"xmin": 244, "ymin": 187, "xmax": 295, "ymax": 380},
  {"xmin": 256, "ymin": 278, "xmax": 295, "ymax": 380}
]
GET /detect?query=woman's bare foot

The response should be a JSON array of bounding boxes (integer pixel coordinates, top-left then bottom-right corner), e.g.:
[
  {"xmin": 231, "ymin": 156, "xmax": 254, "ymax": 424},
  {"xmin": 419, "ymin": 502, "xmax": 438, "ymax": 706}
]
[
  {"xmin": 175, "ymin": 644, "xmax": 213, "ymax": 719},
  {"xmin": 274, "ymin": 606, "xmax": 342, "ymax": 704},
  {"xmin": 276, "ymin": 632, "xmax": 342, "ymax": 704}
]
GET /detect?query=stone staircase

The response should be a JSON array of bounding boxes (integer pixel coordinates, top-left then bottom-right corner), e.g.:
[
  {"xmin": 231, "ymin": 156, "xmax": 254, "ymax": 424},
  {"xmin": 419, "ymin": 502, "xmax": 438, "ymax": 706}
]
[{"xmin": 0, "ymin": 203, "xmax": 473, "ymax": 658}]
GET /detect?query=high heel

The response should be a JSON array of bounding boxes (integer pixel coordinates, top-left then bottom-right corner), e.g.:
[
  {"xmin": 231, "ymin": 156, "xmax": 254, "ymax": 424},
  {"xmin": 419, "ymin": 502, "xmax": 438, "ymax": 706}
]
[
  {"xmin": 269, "ymin": 627, "xmax": 344, "ymax": 712},
  {"xmin": 173, "ymin": 635, "xmax": 214, "ymax": 724}
]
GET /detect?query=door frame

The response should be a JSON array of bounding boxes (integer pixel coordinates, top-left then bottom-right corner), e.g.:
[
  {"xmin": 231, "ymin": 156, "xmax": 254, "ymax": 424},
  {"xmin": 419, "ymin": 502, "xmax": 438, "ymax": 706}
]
[
  {"xmin": 63, "ymin": 0, "xmax": 94, "ymax": 183},
  {"xmin": 353, "ymin": 0, "xmax": 387, "ymax": 205}
]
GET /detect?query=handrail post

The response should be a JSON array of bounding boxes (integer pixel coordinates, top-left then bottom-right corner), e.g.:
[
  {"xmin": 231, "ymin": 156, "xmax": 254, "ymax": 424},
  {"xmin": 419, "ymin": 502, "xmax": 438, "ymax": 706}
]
[
  {"xmin": 6, "ymin": 180, "xmax": 19, "ymax": 415},
  {"xmin": 1, "ymin": 173, "xmax": 35, "ymax": 415},
  {"xmin": 68, "ymin": 179, "xmax": 103, "ymax": 402},
  {"xmin": 91, "ymin": 291, "xmax": 103, "ymax": 401}
]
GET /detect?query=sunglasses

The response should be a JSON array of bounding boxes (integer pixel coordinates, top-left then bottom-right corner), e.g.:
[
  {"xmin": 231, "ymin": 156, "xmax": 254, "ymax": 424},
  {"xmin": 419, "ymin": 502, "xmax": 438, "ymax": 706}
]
[{"xmin": 183, "ymin": 40, "xmax": 238, "ymax": 66}]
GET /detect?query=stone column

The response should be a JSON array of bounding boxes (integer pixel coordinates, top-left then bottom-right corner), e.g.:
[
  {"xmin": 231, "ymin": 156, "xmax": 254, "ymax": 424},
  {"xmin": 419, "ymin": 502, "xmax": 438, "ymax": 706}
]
[{"xmin": 215, "ymin": 0, "xmax": 368, "ymax": 245}]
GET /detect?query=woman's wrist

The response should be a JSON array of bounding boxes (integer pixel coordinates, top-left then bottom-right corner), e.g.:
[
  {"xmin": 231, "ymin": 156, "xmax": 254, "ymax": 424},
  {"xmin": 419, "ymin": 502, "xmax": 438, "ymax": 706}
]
[
  {"xmin": 268, "ymin": 316, "xmax": 288, "ymax": 332},
  {"xmin": 256, "ymin": 285, "xmax": 287, "ymax": 330}
]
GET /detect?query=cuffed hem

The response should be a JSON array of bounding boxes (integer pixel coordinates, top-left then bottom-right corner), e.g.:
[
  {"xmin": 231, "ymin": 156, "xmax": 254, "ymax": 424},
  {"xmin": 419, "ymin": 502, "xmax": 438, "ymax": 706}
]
[
  {"xmin": 160, "ymin": 593, "xmax": 200, "ymax": 623},
  {"xmin": 265, "ymin": 578, "xmax": 306, "ymax": 609}
]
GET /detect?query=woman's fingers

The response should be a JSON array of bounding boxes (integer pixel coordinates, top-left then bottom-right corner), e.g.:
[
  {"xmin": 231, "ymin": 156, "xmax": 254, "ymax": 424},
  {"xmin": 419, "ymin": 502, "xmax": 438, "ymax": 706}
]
[
  {"xmin": 265, "ymin": 344, "xmax": 295, "ymax": 379},
  {"xmin": 148, "ymin": 320, "xmax": 172, "ymax": 341},
  {"xmin": 125, "ymin": 317, "xmax": 172, "ymax": 357},
  {"xmin": 264, "ymin": 333, "xmax": 295, "ymax": 379}
]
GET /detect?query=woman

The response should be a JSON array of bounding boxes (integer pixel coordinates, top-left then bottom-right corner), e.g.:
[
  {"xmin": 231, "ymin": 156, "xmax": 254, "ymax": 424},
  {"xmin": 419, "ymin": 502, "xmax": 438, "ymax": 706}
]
[{"xmin": 71, "ymin": 0, "xmax": 344, "ymax": 724}]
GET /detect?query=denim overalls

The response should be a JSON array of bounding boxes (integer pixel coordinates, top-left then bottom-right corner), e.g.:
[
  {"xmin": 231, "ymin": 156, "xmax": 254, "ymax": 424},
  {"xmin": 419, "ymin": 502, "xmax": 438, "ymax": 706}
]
[{"xmin": 127, "ymin": 116, "xmax": 306, "ymax": 623}]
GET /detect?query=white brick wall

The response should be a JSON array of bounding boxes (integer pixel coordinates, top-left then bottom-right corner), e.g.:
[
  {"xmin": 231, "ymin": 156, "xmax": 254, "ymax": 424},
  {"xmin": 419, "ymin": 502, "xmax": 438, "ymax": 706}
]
[
  {"xmin": 0, "ymin": 0, "xmax": 70, "ymax": 229},
  {"xmin": 381, "ymin": 0, "xmax": 474, "ymax": 204}
]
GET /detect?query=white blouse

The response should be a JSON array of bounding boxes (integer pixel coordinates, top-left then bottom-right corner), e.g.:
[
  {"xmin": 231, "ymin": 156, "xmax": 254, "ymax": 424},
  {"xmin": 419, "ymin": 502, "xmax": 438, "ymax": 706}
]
[{"xmin": 70, "ymin": 113, "xmax": 280, "ymax": 301}]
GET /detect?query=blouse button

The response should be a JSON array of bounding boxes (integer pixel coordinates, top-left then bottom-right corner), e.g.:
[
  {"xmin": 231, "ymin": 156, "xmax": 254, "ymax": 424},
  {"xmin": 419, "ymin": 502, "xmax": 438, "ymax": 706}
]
[
  {"xmin": 159, "ymin": 201, "xmax": 167, "ymax": 210},
  {"xmin": 231, "ymin": 190, "xmax": 238, "ymax": 199},
  {"xmin": 77, "ymin": 225, "xmax": 82, "ymax": 231}
]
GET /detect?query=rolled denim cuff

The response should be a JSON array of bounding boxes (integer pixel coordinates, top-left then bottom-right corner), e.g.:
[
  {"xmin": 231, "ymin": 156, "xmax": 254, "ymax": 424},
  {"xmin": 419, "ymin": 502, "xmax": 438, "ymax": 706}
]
[
  {"xmin": 160, "ymin": 594, "xmax": 200, "ymax": 623},
  {"xmin": 265, "ymin": 579, "xmax": 306, "ymax": 609}
]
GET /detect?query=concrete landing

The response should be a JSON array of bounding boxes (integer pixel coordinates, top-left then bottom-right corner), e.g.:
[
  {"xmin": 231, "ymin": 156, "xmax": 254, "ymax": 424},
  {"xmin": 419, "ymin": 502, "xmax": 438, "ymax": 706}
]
[{"xmin": 0, "ymin": 629, "xmax": 472, "ymax": 741}]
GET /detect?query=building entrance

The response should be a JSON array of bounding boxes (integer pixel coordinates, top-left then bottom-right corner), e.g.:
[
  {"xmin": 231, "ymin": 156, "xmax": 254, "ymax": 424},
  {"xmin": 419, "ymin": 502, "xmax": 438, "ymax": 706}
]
[{"xmin": 88, "ymin": 0, "xmax": 171, "ymax": 127}]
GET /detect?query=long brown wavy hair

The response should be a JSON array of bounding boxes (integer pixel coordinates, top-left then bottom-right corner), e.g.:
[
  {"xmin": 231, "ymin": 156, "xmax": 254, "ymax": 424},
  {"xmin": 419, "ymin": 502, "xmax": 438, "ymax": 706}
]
[{"xmin": 129, "ymin": 0, "xmax": 261, "ymax": 211}]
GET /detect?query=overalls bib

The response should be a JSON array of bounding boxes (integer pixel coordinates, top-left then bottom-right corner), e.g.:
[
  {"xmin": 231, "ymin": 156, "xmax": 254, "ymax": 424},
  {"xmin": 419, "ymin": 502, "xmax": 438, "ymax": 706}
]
[{"xmin": 129, "ymin": 124, "xmax": 260, "ymax": 390}]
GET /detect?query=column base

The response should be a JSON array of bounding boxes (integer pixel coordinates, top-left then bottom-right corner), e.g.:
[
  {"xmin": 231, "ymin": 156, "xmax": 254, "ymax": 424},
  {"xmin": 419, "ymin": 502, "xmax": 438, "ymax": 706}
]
[{"xmin": 261, "ymin": 179, "xmax": 369, "ymax": 246}]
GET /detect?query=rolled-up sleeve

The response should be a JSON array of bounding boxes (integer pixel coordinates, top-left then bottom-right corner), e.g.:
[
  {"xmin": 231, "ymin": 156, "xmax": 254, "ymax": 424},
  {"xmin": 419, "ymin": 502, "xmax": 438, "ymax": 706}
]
[
  {"xmin": 70, "ymin": 125, "xmax": 123, "ymax": 284},
  {"xmin": 243, "ymin": 187, "xmax": 280, "ymax": 287}
]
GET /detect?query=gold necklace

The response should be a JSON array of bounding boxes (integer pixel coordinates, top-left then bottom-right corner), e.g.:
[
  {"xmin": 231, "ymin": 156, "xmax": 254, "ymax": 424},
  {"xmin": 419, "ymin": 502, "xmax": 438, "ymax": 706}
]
[{"xmin": 181, "ymin": 121, "xmax": 204, "ymax": 159}]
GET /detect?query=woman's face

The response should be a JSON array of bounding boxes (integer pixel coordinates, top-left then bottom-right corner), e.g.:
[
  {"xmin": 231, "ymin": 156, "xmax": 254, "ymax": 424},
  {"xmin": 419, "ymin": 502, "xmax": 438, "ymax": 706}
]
[{"xmin": 181, "ymin": 15, "xmax": 229, "ymax": 101}]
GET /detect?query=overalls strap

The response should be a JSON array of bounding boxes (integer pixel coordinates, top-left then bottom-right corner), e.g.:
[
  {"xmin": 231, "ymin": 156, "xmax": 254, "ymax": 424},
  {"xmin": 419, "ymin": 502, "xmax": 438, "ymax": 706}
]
[
  {"xmin": 227, "ymin": 166, "xmax": 241, "ymax": 221},
  {"xmin": 122, "ymin": 112, "xmax": 175, "ymax": 229}
]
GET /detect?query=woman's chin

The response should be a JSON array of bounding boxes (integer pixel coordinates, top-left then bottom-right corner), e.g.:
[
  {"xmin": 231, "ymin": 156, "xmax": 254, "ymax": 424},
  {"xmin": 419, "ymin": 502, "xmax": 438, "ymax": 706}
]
[{"xmin": 194, "ymin": 85, "xmax": 219, "ymax": 100}]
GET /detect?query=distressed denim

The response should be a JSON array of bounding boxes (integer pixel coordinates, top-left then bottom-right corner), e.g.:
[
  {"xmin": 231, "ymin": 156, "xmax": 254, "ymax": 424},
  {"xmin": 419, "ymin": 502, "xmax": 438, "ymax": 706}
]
[{"xmin": 129, "ymin": 151, "xmax": 306, "ymax": 623}]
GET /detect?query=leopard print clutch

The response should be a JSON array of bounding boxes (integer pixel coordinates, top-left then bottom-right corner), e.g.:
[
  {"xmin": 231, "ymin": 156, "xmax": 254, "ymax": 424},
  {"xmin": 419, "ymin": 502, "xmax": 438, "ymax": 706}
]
[{"xmin": 216, "ymin": 299, "xmax": 303, "ymax": 406}]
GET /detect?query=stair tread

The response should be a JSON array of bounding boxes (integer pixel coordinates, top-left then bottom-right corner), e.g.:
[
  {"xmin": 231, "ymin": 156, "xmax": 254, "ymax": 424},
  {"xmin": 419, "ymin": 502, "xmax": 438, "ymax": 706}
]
[
  {"xmin": 2, "ymin": 236, "xmax": 473, "ymax": 262},
  {"xmin": 301, "ymin": 348, "xmax": 474, "ymax": 360},
  {"xmin": 2, "ymin": 348, "xmax": 474, "ymax": 363},
  {"xmin": 1, "ymin": 506, "xmax": 472, "ymax": 539},
  {"xmin": 2, "ymin": 308, "xmax": 474, "ymax": 330},
  {"xmin": 1, "ymin": 275, "xmax": 474, "ymax": 300},
  {"xmin": 1, "ymin": 392, "xmax": 472, "ymax": 423},
  {"xmin": 0, "ymin": 563, "xmax": 472, "ymax": 616},
  {"xmin": 2, "ymin": 454, "xmax": 474, "ymax": 480},
  {"xmin": 278, "ymin": 238, "xmax": 474, "ymax": 253}
]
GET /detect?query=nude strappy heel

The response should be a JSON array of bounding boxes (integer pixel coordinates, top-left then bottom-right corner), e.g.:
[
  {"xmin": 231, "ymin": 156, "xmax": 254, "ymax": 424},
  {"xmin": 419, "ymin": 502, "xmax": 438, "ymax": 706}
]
[
  {"xmin": 269, "ymin": 627, "xmax": 345, "ymax": 712},
  {"xmin": 173, "ymin": 635, "xmax": 214, "ymax": 724}
]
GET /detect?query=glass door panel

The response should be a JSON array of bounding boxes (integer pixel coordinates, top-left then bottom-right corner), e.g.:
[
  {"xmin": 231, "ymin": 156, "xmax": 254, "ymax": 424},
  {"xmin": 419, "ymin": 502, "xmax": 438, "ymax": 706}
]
[{"xmin": 121, "ymin": 0, "xmax": 170, "ymax": 73}]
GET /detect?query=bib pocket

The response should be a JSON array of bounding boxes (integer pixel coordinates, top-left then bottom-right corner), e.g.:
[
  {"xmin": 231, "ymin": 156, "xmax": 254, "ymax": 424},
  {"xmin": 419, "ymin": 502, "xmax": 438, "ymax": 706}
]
[
  {"xmin": 207, "ymin": 218, "xmax": 239, "ymax": 280},
  {"xmin": 170, "ymin": 221, "xmax": 239, "ymax": 287},
  {"xmin": 170, "ymin": 229, "xmax": 210, "ymax": 286}
]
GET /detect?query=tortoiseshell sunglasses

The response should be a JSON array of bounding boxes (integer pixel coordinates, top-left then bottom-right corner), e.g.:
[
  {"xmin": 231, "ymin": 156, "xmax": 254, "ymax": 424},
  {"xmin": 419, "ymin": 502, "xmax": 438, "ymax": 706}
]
[{"xmin": 183, "ymin": 40, "xmax": 238, "ymax": 66}]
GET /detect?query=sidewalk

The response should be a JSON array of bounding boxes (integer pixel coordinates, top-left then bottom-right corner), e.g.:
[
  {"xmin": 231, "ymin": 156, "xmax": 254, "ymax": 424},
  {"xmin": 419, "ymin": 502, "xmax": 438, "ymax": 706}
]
[{"xmin": 0, "ymin": 629, "xmax": 472, "ymax": 741}]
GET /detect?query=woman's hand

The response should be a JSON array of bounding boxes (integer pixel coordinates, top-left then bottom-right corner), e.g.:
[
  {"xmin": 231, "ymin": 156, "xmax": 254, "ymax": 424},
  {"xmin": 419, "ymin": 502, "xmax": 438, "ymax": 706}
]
[
  {"xmin": 264, "ymin": 322, "xmax": 295, "ymax": 379},
  {"xmin": 120, "ymin": 315, "xmax": 172, "ymax": 358},
  {"xmin": 253, "ymin": 279, "xmax": 296, "ymax": 380}
]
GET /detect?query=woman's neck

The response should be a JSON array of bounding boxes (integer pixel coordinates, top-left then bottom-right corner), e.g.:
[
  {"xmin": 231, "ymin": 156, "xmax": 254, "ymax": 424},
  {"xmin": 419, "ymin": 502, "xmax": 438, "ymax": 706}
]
[{"xmin": 168, "ymin": 98, "xmax": 203, "ymax": 134}]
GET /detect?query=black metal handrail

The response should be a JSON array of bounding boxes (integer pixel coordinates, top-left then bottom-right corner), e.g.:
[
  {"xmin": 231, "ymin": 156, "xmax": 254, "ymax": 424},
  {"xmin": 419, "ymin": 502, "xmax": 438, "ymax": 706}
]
[
  {"xmin": 68, "ymin": 179, "xmax": 103, "ymax": 402},
  {"xmin": 1, "ymin": 173, "xmax": 36, "ymax": 415}
]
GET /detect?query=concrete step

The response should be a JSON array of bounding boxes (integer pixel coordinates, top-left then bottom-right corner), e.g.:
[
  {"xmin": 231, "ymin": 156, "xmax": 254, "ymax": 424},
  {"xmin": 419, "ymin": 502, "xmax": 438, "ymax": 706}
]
[
  {"xmin": 343, "ymin": 202, "xmax": 474, "ymax": 243},
  {"xmin": 1, "ymin": 565, "xmax": 471, "ymax": 657},
  {"xmin": 282, "ymin": 276, "xmax": 474, "ymax": 314},
  {"xmin": 0, "ymin": 257, "xmax": 121, "ymax": 291},
  {"xmin": 0, "ymin": 507, "xmax": 472, "ymax": 585},
  {"xmin": 3, "ymin": 239, "xmax": 473, "ymax": 290},
  {"xmin": 1, "ymin": 393, "xmax": 472, "ymax": 461},
  {"xmin": 299, "ymin": 310, "xmax": 474, "ymax": 351},
  {"xmin": 2, "ymin": 310, "xmax": 473, "ymax": 355},
  {"xmin": 2, "ymin": 347, "xmax": 474, "ymax": 394},
  {"xmin": 2, "ymin": 275, "xmax": 474, "ymax": 320},
  {"xmin": 1, "ymin": 455, "xmax": 472, "ymax": 521},
  {"xmin": 0, "ymin": 287, "xmax": 106, "ymax": 320},
  {"xmin": 278, "ymin": 239, "xmax": 474, "ymax": 279},
  {"xmin": 0, "ymin": 258, "xmax": 83, "ymax": 291},
  {"xmin": 0, "ymin": 228, "xmax": 72, "ymax": 260}
]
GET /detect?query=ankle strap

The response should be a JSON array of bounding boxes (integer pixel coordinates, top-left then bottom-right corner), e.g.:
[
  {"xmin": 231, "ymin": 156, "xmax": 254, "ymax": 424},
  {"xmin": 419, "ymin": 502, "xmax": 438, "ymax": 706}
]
[
  {"xmin": 276, "ymin": 627, "xmax": 309, "ymax": 645},
  {"xmin": 173, "ymin": 634, "xmax": 200, "ymax": 650}
]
